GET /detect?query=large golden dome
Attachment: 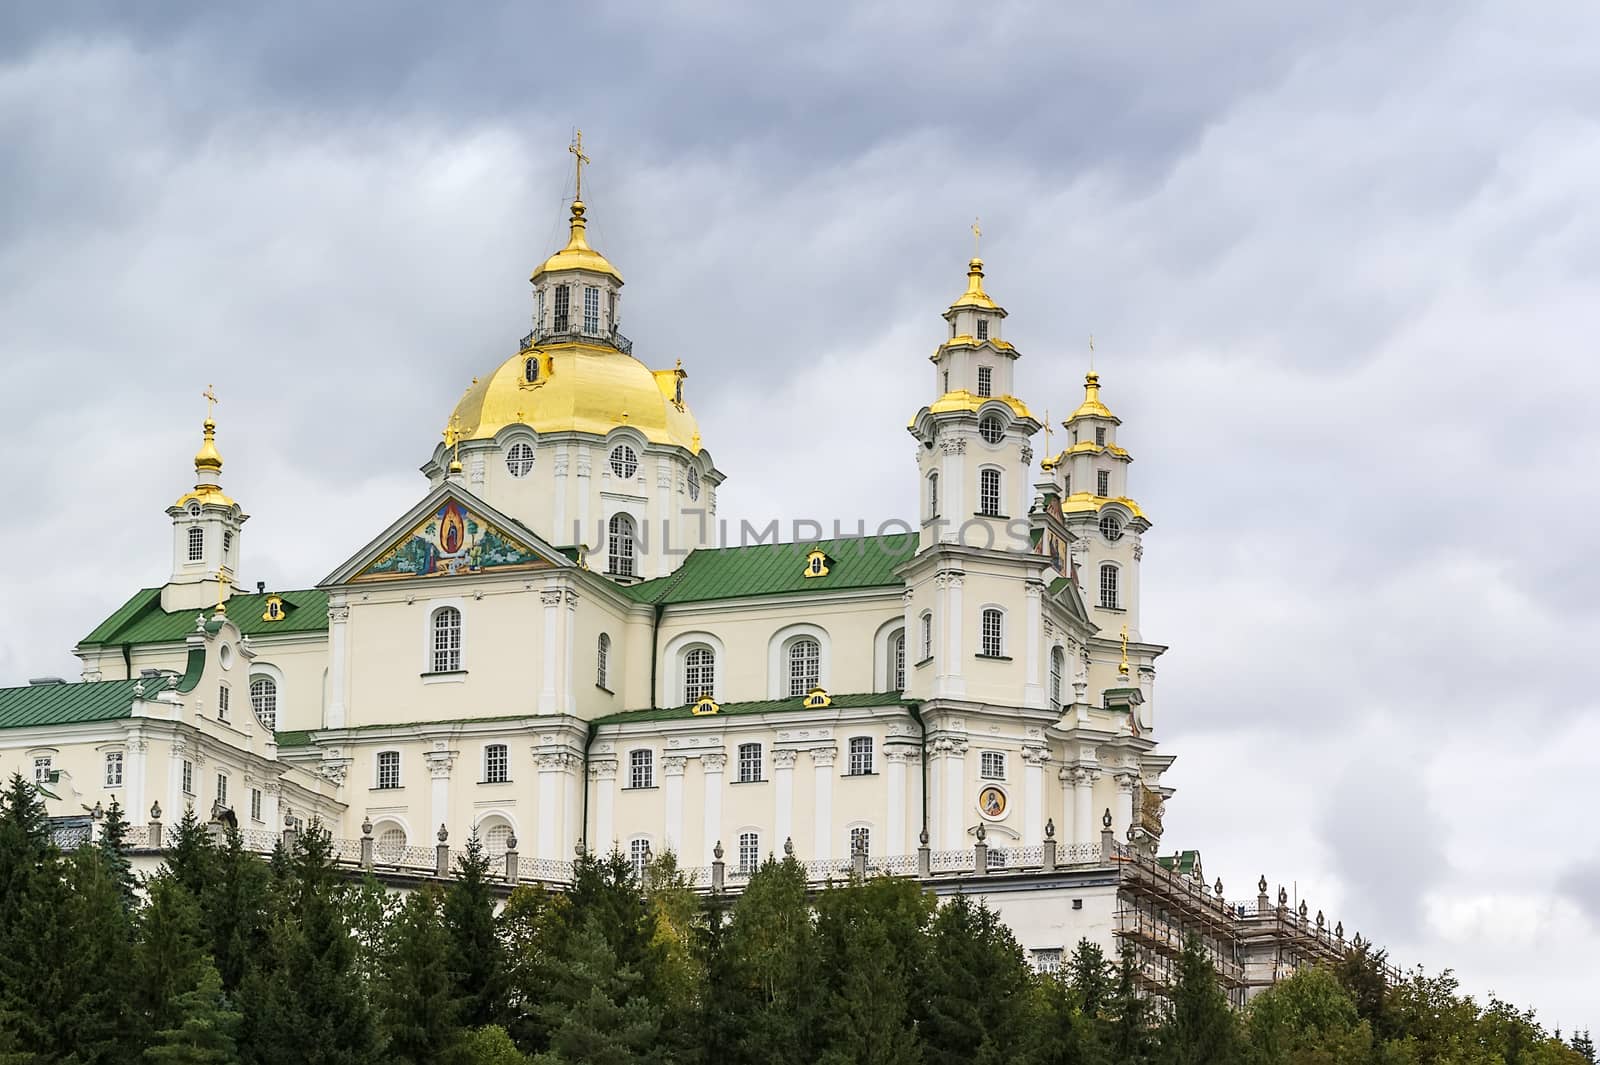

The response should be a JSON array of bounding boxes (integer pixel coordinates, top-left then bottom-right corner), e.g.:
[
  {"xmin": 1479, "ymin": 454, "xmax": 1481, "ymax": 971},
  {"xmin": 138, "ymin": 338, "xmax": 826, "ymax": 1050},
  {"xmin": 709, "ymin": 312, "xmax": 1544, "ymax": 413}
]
[{"xmin": 449, "ymin": 342, "xmax": 702, "ymax": 453}]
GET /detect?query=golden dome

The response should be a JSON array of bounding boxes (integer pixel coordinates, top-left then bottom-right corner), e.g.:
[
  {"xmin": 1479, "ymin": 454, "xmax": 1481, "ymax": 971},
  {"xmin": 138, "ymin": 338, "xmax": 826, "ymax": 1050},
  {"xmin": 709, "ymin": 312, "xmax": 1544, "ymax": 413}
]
[
  {"xmin": 1066, "ymin": 371, "xmax": 1119, "ymax": 424},
  {"xmin": 532, "ymin": 201, "xmax": 622, "ymax": 284},
  {"xmin": 450, "ymin": 342, "xmax": 702, "ymax": 453},
  {"xmin": 948, "ymin": 257, "xmax": 1002, "ymax": 312},
  {"xmin": 194, "ymin": 418, "xmax": 223, "ymax": 473}
]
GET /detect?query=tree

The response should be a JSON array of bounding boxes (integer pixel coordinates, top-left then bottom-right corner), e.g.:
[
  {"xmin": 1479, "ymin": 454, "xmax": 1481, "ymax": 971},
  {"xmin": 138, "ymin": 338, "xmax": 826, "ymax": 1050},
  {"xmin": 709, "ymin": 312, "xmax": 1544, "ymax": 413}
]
[
  {"xmin": 459, "ymin": 1026, "xmax": 531, "ymax": 1065},
  {"xmin": 379, "ymin": 889, "xmax": 466, "ymax": 1065},
  {"xmin": 444, "ymin": 832, "xmax": 508, "ymax": 1030},
  {"xmin": 0, "ymin": 772, "xmax": 67, "ymax": 1056},
  {"xmin": 917, "ymin": 893, "xmax": 1035, "ymax": 1065},
  {"xmin": 1028, "ymin": 968, "xmax": 1104, "ymax": 1065},
  {"xmin": 1335, "ymin": 940, "xmax": 1398, "ymax": 1045},
  {"xmin": 98, "ymin": 797, "xmax": 139, "ymax": 911},
  {"xmin": 144, "ymin": 966, "xmax": 241, "ymax": 1065},
  {"xmin": 1069, "ymin": 939, "xmax": 1115, "ymax": 1020},
  {"xmin": 1156, "ymin": 934, "xmax": 1239, "ymax": 1065},
  {"xmin": 200, "ymin": 829, "xmax": 270, "ymax": 994},
  {"xmin": 499, "ymin": 885, "xmax": 567, "ymax": 1056},
  {"xmin": 54, "ymin": 845, "xmax": 141, "ymax": 1065},
  {"xmin": 1572, "ymin": 1031, "xmax": 1595, "ymax": 1064},
  {"xmin": 530, "ymin": 916, "xmax": 660, "ymax": 1065},
  {"xmin": 1106, "ymin": 945, "xmax": 1153, "ymax": 1065},
  {"xmin": 164, "ymin": 807, "xmax": 215, "ymax": 899},
  {"xmin": 721, "ymin": 855, "xmax": 824, "ymax": 1065},
  {"xmin": 813, "ymin": 875, "xmax": 932, "ymax": 1065},
  {"xmin": 135, "ymin": 877, "xmax": 221, "ymax": 1041},
  {"xmin": 1246, "ymin": 966, "xmax": 1372, "ymax": 1065}
]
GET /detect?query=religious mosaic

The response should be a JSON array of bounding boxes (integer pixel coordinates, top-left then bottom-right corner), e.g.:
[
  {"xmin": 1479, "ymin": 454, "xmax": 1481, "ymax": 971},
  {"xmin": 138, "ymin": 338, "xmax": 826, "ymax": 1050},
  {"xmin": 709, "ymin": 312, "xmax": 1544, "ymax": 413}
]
[{"xmin": 357, "ymin": 500, "xmax": 546, "ymax": 580}]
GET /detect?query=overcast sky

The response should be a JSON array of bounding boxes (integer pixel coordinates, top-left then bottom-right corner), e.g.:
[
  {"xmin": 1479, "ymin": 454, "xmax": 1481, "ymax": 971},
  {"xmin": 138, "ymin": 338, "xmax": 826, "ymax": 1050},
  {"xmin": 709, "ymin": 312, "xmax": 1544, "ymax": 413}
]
[{"xmin": 3, "ymin": 0, "xmax": 1597, "ymax": 1029}]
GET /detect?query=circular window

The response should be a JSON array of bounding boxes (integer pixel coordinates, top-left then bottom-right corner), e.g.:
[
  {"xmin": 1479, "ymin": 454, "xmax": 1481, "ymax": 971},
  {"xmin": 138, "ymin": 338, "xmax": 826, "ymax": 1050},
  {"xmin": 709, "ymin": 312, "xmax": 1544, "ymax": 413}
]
[
  {"xmin": 186, "ymin": 503, "xmax": 202, "ymax": 518},
  {"xmin": 218, "ymin": 643, "xmax": 234, "ymax": 669},
  {"xmin": 979, "ymin": 415, "xmax": 1005, "ymax": 445},
  {"xmin": 610, "ymin": 445, "xmax": 638, "ymax": 479},
  {"xmin": 505, "ymin": 442, "xmax": 534, "ymax": 478},
  {"xmin": 1099, "ymin": 513, "xmax": 1124, "ymax": 542},
  {"xmin": 687, "ymin": 467, "xmax": 701, "ymax": 501}
]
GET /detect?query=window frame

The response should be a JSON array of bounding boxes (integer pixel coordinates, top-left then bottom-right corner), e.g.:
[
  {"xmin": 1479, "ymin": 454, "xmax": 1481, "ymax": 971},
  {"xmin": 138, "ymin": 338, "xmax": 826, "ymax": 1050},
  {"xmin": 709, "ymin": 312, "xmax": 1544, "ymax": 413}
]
[
  {"xmin": 1049, "ymin": 645, "xmax": 1065, "ymax": 709},
  {"xmin": 596, "ymin": 632, "xmax": 612, "ymax": 691},
  {"xmin": 683, "ymin": 644, "xmax": 716, "ymax": 704},
  {"xmin": 627, "ymin": 748, "xmax": 655, "ymax": 790},
  {"xmin": 891, "ymin": 630, "xmax": 906, "ymax": 692},
  {"xmin": 978, "ymin": 467, "xmax": 1003, "ymax": 517},
  {"xmin": 430, "ymin": 605, "xmax": 463, "ymax": 673},
  {"xmin": 250, "ymin": 787, "xmax": 262, "ymax": 823},
  {"xmin": 1099, "ymin": 563, "xmax": 1121, "ymax": 610},
  {"xmin": 215, "ymin": 773, "xmax": 228, "ymax": 808},
  {"xmin": 976, "ymin": 365, "xmax": 993, "ymax": 397},
  {"xmin": 181, "ymin": 759, "xmax": 194, "ymax": 796},
  {"xmin": 927, "ymin": 471, "xmax": 939, "ymax": 520},
  {"xmin": 786, "ymin": 636, "xmax": 821, "ymax": 697},
  {"xmin": 979, "ymin": 414, "xmax": 1005, "ymax": 445},
  {"xmin": 187, "ymin": 526, "xmax": 204, "ymax": 562},
  {"xmin": 483, "ymin": 743, "xmax": 510, "ymax": 785},
  {"xmin": 217, "ymin": 682, "xmax": 230, "ymax": 721},
  {"xmin": 980, "ymin": 750, "xmax": 1006, "ymax": 780},
  {"xmin": 552, "ymin": 284, "xmax": 570, "ymax": 332},
  {"xmin": 849, "ymin": 824, "xmax": 871, "ymax": 857},
  {"xmin": 919, "ymin": 612, "xmax": 933, "ymax": 661},
  {"xmin": 980, "ymin": 607, "xmax": 1005, "ymax": 658},
  {"xmin": 976, "ymin": 319, "xmax": 989, "ymax": 341},
  {"xmin": 104, "ymin": 751, "xmax": 124, "ymax": 788},
  {"xmin": 736, "ymin": 742, "xmax": 763, "ymax": 783},
  {"xmin": 505, "ymin": 440, "xmax": 535, "ymax": 477},
  {"xmin": 375, "ymin": 750, "xmax": 402, "ymax": 790},
  {"xmin": 847, "ymin": 736, "xmax": 875, "ymax": 777},
  {"xmin": 583, "ymin": 285, "xmax": 601, "ymax": 333},
  {"xmin": 607, "ymin": 513, "xmax": 637, "ymax": 577},
  {"xmin": 1097, "ymin": 469, "xmax": 1111, "ymax": 497},
  {"xmin": 249, "ymin": 675, "xmax": 278, "ymax": 732},
  {"xmin": 737, "ymin": 831, "xmax": 760, "ymax": 874},
  {"xmin": 609, "ymin": 445, "xmax": 639, "ymax": 479},
  {"xmin": 628, "ymin": 837, "xmax": 652, "ymax": 879}
]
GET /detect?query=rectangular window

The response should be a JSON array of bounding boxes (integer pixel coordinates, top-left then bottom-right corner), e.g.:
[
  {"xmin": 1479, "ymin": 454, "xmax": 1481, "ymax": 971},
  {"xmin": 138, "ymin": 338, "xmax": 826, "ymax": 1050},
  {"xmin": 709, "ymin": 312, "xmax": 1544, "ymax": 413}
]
[
  {"xmin": 250, "ymin": 788, "xmax": 262, "ymax": 823},
  {"xmin": 738, "ymin": 743, "xmax": 763, "ymax": 783},
  {"xmin": 1100, "ymin": 565, "xmax": 1120, "ymax": 610},
  {"xmin": 1063, "ymin": 473, "xmax": 1070, "ymax": 495},
  {"xmin": 552, "ymin": 285, "xmax": 570, "ymax": 332},
  {"xmin": 535, "ymin": 289, "xmax": 545, "ymax": 332},
  {"xmin": 1095, "ymin": 427, "xmax": 1106, "ymax": 446},
  {"xmin": 1032, "ymin": 948, "xmax": 1064, "ymax": 974},
  {"xmin": 484, "ymin": 744, "xmax": 509, "ymax": 784},
  {"xmin": 921, "ymin": 613, "xmax": 933, "ymax": 660},
  {"xmin": 32, "ymin": 756, "xmax": 52, "ymax": 786},
  {"xmin": 976, "ymin": 319, "xmax": 989, "ymax": 340},
  {"xmin": 738, "ymin": 831, "xmax": 759, "ymax": 874},
  {"xmin": 376, "ymin": 751, "xmax": 401, "ymax": 790},
  {"xmin": 608, "ymin": 290, "xmax": 617, "ymax": 331},
  {"xmin": 104, "ymin": 752, "xmax": 124, "ymax": 787},
  {"xmin": 629, "ymin": 749, "xmax": 654, "ymax": 789},
  {"xmin": 216, "ymin": 774, "xmax": 228, "ymax": 807},
  {"xmin": 979, "ymin": 468, "xmax": 1002, "ymax": 517},
  {"xmin": 217, "ymin": 684, "xmax": 230, "ymax": 720},
  {"xmin": 981, "ymin": 609, "xmax": 1004, "ymax": 657},
  {"xmin": 584, "ymin": 286, "xmax": 600, "ymax": 333},
  {"xmin": 1097, "ymin": 469, "xmax": 1111, "ymax": 497},
  {"xmin": 181, "ymin": 760, "xmax": 194, "ymax": 795},
  {"xmin": 980, "ymin": 751, "xmax": 1006, "ymax": 780},
  {"xmin": 977, "ymin": 365, "xmax": 992, "ymax": 397},
  {"xmin": 432, "ymin": 608, "xmax": 462, "ymax": 673},
  {"xmin": 187, "ymin": 526, "xmax": 204, "ymax": 562},
  {"xmin": 848, "ymin": 737, "xmax": 874, "ymax": 776}
]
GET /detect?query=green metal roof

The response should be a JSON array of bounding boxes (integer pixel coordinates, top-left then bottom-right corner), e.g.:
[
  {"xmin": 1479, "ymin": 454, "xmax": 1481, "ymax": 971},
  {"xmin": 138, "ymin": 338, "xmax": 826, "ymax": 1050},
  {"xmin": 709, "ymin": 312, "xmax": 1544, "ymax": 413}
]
[
  {"xmin": 274, "ymin": 730, "xmax": 314, "ymax": 749},
  {"xmin": 593, "ymin": 691, "xmax": 914, "ymax": 726},
  {"xmin": 620, "ymin": 535, "xmax": 917, "ymax": 606},
  {"xmin": 80, "ymin": 588, "xmax": 329, "ymax": 647},
  {"xmin": 0, "ymin": 675, "xmax": 170, "ymax": 731}
]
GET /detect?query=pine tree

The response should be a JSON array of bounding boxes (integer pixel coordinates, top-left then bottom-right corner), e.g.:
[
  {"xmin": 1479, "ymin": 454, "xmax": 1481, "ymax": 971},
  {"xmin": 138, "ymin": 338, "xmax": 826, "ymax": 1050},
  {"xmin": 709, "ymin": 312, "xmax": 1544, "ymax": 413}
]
[
  {"xmin": 1068, "ymin": 939, "xmax": 1114, "ymax": 1019},
  {"xmin": 1028, "ymin": 968, "xmax": 1104, "ymax": 1065},
  {"xmin": 1572, "ymin": 1030, "xmax": 1595, "ymax": 1063},
  {"xmin": 379, "ymin": 889, "xmax": 466, "ymax": 1065},
  {"xmin": 54, "ymin": 844, "xmax": 142, "ymax": 1065},
  {"xmin": 1334, "ymin": 939, "xmax": 1397, "ymax": 1044},
  {"xmin": 200, "ymin": 829, "xmax": 269, "ymax": 994},
  {"xmin": 458, "ymin": 1026, "xmax": 531, "ymax": 1065},
  {"xmin": 1157, "ymin": 934, "xmax": 1239, "ymax": 1065},
  {"xmin": 0, "ymin": 772, "xmax": 63, "ymax": 1055},
  {"xmin": 917, "ymin": 893, "xmax": 1035, "ymax": 1065},
  {"xmin": 134, "ymin": 876, "xmax": 219, "ymax": 1040},
  {"xmin": 721, "ymin": 855, "xmax": 824, "ymax": 1065},
  {"xmin": 1106, "ymin": 944, "xmax": 1153, "ymax": 1065},
  {"xmin": 530, "ymin": 917, "xmax": 659, "ymax": 1065},
  {"xmin": 639, "ymin": 850, "xmax": 707, "ymax": 1063},
  {"xmin": 164, "ymin": 806, "xmax": 216, "ymax": 899},
  {"xmin": 813, "ymin": 875, "xmax": 930, "ymax": 1065},
  {"xmin": 144, "ymin": 966, "xmax": 241, "ymax": 1065},
  {"xmin": 444, "ymin": 832, "xmax": 508, "ymax": 1029},
  {"xmin": 98, "ymin": 797, "xmax": 139, "ymax": 911},
  {"xmin": 499, "ymin": 885, "xmax": 566, "ymax": 1056}
]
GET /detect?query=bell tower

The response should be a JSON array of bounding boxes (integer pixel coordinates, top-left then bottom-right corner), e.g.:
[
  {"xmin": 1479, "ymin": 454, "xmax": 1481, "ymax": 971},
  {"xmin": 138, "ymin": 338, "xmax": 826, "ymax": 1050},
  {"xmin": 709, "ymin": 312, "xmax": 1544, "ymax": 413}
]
[{"xmin": 161, "ymin": 388, "xmax": 247, "ymax": 613}]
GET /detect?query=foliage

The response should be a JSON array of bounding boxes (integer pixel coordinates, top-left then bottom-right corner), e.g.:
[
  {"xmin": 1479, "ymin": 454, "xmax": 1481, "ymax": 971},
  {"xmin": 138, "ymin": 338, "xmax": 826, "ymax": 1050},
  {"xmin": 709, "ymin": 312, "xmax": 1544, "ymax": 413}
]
[{"xmin": 445, "ymin": 833, "xmax": 508, "ymax": 1029}]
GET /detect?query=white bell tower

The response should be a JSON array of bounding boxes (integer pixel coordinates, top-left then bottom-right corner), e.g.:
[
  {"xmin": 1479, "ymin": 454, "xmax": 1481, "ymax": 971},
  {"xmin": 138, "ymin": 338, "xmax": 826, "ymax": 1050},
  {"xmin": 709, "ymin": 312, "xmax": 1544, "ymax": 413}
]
[{"xmin": 161, "ymin": 391, "xmax": 247, "ymax": 613}]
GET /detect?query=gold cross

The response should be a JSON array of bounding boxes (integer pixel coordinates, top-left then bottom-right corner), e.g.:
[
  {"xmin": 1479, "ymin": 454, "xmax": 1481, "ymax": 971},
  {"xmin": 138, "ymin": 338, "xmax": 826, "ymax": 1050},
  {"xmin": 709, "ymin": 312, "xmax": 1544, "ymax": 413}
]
[
  {"xmin": 971, "ymin": 217, "xmax": 982, "ymax": 257},
  {"xmin": 1088, "ymin": 334, "xmax": 1096, "ymax": 372},
  {"xmin": 570, "ymin": 129, "xmax": 590, "ymax": 201},
  {"xmin": 202, "ymin": 384, "xmax": 218, "ymax": 419},
  {"xmin": 1041, "ymin": 408, "xmax": 1053, "ymax": 454},
  {"xmin": 1119, "ymin": 624, "xmax": 1130, "ymax": 676},
  {"xmin": 443, "ymin": 413, "xmax": 462, "ymax": 459}
]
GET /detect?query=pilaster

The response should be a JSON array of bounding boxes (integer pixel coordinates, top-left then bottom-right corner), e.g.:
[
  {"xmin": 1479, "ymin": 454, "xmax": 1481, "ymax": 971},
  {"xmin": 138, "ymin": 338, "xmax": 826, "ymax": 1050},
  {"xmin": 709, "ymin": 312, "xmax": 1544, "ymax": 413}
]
[
  {"xmin": 809, "ymin": 746, "xmax": 837, "ymax": 861},
  {"xmin": 701, "ymin": 751, "xmax": 726, "ymax": 864},
  {"xmin": 662, "ymin": 755, "xmax": 688, "ymax": 854},
  {"xmin": 773, "ymin": 749, "xmax": 797, "ymax": 846}
]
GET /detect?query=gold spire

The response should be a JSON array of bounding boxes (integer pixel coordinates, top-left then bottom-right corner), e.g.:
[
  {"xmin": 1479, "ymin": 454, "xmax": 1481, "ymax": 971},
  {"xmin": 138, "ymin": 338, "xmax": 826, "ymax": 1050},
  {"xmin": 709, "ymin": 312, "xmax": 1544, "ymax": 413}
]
[
  {"xmin": 532, "ymin": 131, "xmax": 622, "ymax": 283},
  {"xmin": 194, "ymin": 385, "xmax": 223, "ymax": 474},
  {"xmin": 443, "ymin": 414, "xmax": 463, "ymax": 475},
  {"xmin": 1065, "ymin": 370, "xmax": 1118, "ymax": 424},
  {"xmin": 949, "ymin": 255, "xmax": 1000, "ymax": 311},
  {"xmin": 570, "ymin": 129, "xmax": 590, "ymax": 201},
  {"xmin": 1039, "ymin": 409, "xmax": 1057, "ymax": 471},
  {"xmin": 1119, "ymin": 624, "xmax": 1130, "ymax": 678},
  {"xmin": 972, "ymin": 216, "xmax": 981, "ymax": 258}
]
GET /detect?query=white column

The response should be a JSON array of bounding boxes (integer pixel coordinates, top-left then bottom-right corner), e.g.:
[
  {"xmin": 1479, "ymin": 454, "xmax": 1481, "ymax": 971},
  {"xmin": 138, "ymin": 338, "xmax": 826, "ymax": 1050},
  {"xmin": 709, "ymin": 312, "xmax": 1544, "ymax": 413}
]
[
  {"xmin": 654, "ymin": 461, "xmax": 673, "ymax": 578},
  {"xmin": 945, "ymin": 574, "xmax": 965, "ymax": 697},
  {"xmin": 326, "ymin": 597, "xmax": 350, "ymax": 729},
  {"xmin": 1022, "ymin": 746, "xmax": 1047, "ymax": 843},
  {"xmin": 885, "ymin": 747, "xmax": 911, "ymax": 855},
  {"xmin": 1073, "ymin": 767, "xmax": 1098, "ymax": 845},
  {"xmin": 262, "ymin": 781, "xmax": 282, "ymax": 835},
  {"xmin": 564, "ymin": 758, "xmax": 581, "ymax": 858},
  {"xmin": 1023, "ymin": 583, "xmax": 1045, "ymax": 709},
  {"xmin": 167, "ymin": 739, "xmax": 185, "ymax": 820},
  {"xmin": 575, "ymin": 449, "xmax": 593, "ymax": 567},
  {"xmin": 539, "ymin": 588, "xmax": 560, "ymax": 713},
  {"xmin": 941, "ymin": 739, "xmax": 967, "ymax": 848},
  {"xmin": 126, "ymin": 734, "xmax": 148, "ymax": 823},
  {"xmin": 536, "ymin": 754, "xmax": 562, "ymax": 860},
  {"xmin": 810, "ymin": 746, "xmax": 836, "ymax": 861},
  {"xmin": 773, "ymin": 749, "xmax": 797, "ymax": 847},
  {"xmin": 662, "ymin": 756, "xmax": 687, "ymax": 854},
  {"xmin": 563, "ymin": 589, "xmax": 578, "ymax": 715},
  {"xmin": 940, "ymin": 439, "xmax": 964, "ymax": 539},
  {"xmin": 426, "ymin": 744, "xmax": 454, "ymax": 843},
  {"xmin": 701, "ymin": 752, "xmax": 725, "ymax": 864},
  {"xmin": 553, "ymin": 446, "xmax": 569, "ymax": 544},
  {"xmin": 591, "ymin": 759, "xmax": 617, "ymax": 850},
  {"xmin": 1114, "ymin": 771, "xmax": 1138, "ymax": 841},
  {"xmin": 1059, "ymin": 766, "xmax": 1076, "ymax": 849}
]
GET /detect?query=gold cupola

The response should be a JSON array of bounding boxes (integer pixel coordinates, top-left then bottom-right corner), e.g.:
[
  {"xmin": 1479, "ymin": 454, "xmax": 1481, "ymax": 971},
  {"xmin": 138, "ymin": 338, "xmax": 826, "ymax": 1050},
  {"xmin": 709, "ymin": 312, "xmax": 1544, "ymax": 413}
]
[
  {"xmin": 948, "ymin": 257, "xmax": 1003, "ymax": 313},
  {"xmin": 175, "ymin": 393, "xmax": 235, "ymax": 509},
  {"xmin": 532, "ymin": 199, "xmax": 623, "ymax": 284},
  {"xmin": 194, "ymin": 418, "xmax": 223, "ymax": 474},
  {"xmin": 1066, "ymin": 371, "xmax": 1120, "ymax": 425}
]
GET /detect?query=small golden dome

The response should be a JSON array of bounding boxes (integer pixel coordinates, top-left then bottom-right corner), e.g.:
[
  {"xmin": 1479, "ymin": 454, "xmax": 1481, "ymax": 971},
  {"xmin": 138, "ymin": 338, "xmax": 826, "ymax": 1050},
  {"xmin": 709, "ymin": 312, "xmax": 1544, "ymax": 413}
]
[
  {"xmin": 948, "ymin": 257, "xmax": 1001, "ymax": 312},
  {"xmin": 449, "ymin": 342, "xmax": 702, "ymax": 453},
  {"xmin": 532, "ymin": 201, "xmax": 622, "ymax": 283},
  {"xmin": 194, "ymin": 418, "xmax": 223, "ymax": 473},
  {"xmin": 1066, "ymin": 371, "xmax": 1119, "ymax": 424}
]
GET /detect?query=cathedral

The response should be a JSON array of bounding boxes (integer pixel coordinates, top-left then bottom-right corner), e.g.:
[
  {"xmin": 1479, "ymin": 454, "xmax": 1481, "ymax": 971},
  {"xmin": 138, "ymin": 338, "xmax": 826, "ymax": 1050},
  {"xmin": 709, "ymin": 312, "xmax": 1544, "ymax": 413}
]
[{"xmin": 2, "ymin": 148, "xmax": 1350, "ymax": 991}]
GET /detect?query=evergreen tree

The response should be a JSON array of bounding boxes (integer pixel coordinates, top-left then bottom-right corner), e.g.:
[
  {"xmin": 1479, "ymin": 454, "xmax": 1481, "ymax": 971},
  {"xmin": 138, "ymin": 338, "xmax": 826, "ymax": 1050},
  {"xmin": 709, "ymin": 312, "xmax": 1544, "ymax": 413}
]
[
  {"xmin": 240, "ymin": 824, "xmax": 376, "ymax": 1065},
  {"xmin": 144, "ymin": 966, "xmax": 241, "ymax": 1065},
  {"xmin": 164, "ymin": 807, "xmax": 215, "ymax": 899},
  {"xmin": 379, "ymin": 889, "xmax": 466, "ymax": 1065},
  {"xmin": 134, "ymin": 877, "xmax": 220, "ymax": 1040},
  {"xmin": 692, "ymin": 902, "xmax": 742, "ymax": 1065},
  {"xmin": 1573, "ymin": 1031, "xmax": 1595, "ymax": 1064},
  {"xmin": 98, "ymin": 798, "xmax": 138, "ymax": 911},
  {"xmin": 530, "ymin": 917, "xmax": 660, "ymax": 1065},
  {"xmin": 0, "ymin": 772, "xmax": 64, "ymax": 1056},
  {"xmin": 721, "ymin": 855, "xmax": 823, "ymax": 1065},
  {"xmin": 563, "ymin": 849, "xmax": 657, "ymax": 981},
  {"xmin": 1068, "ymin": 939, "xmax": 1115, "ymax": 1019},
  {"xmin": 1106, "ymin": 944, "xmax": 1154, "ymax": 1065},
  {"xmin": 199, "ymin": 829, "xmax": 269, "ymax": 994},
  {"xmin": 1246, "ymin": 966, "xmax": 1371, "ymax": 1065},
  {"xmin": 1028, "ymin": 969, "xmax": 1103, "ymax": 1065},
  {"xmin": 1335, "ymin": 939, "xmax": 1398, "ymax": 1045},
  {"xmin": 639, "ymin": 850, "xmax": 707, "ymax": 1064},
  {"xmin": 813, "ymin": 876, "xmax": 932, "ymax": 1065},
  {"xmin": 444, "ymin": 832, "xmax": 508, "ymax": 1029},
  {"xmin": 499, "ymin": 885, "xmax": 567, "ymax": 1056},
  {"xmin": 917, "ymin": 893, "xmax": 1034, "ymax": 1065},
  {"xmin": 1157, "ymin": 935, "xmax": 1239, "ymax": 1065},
  {"xmin": 54, "ymin": 845, "xmax": 141, "ymax": 1065},
  {"xmin": 459, "ymin": 1026, "xmax": 531, "ymax": 1065}
]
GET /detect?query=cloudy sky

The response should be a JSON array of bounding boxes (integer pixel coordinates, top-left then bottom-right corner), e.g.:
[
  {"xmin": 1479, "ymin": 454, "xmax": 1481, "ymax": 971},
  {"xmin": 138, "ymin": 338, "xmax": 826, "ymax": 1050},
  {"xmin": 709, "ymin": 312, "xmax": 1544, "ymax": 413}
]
[{"xmin": 3, "ymin": 0, "xmax": 1597, "ymax": 1028}]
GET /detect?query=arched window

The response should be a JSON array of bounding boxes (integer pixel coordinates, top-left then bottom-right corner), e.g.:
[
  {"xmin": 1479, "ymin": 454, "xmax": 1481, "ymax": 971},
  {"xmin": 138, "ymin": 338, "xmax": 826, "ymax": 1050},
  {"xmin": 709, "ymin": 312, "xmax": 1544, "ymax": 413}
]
[
  {"xmin": 608, "ymin": 513, "xmax": 636, "ymax": 577},
  {"xmin": 920, "ymin": 612, "xmax": 933, "ymax": 660},
  {"xmin": 483, "ymin": 743, "xmax": 509, "ymax": 784},
  {"xmin": 187, "ymin": 526, "xmax": 204, "ymax": 562},
  {"xmin": 249, "ymin": 676, "xmax": 278, "ymax": 731},
  {"xmin": 738, "ymin": 831, "xmax": 760, "ymax": 874},
  {"xmin": 629, "ymin": 837, "xmax": 651, "ymax": 879},
  {"xmin": 376, "ymin": 826, "xmax": 406, "ymax": 862},
  {"xmin": 1099, "ymin": 564, "xmax": 1120, "ymax": 610},
  {"xmin": 850, "ymin": 825, "xmax": 871, "ymax": 857},
  {"xmin": 596, "ymin": 633, "xmax": 612, "ymax": 690},
  {"xmin": 1049, "ymin": 646, "xmax": 1065, "ymax": 710},
  {"xmin": 687, "ymin": 467, "xmax": 701, "ymax": 501},
  {"xmin": 609, "ymin": 445, "xmax": 638, "ymax": 479},
  {"xmin": 927, "ymin": 472, "xmax": 939, "ymax": 520},
  {"xmin": 523, "ymin": 356, "xmax": 540, "ymax": 384},
  {"xmin": 979, "ymin": 468, "xmax": 1002, "ymax": 517},
  {"xmin": 891, "ymin": 631, "xmax": 906, "ymax": 691},
  {"xmin": 431, "ymin": 607, "xmax": 462, "ymax": 672},
  {"xmin": 979, "ymin": 415, "xmax": 1005, "ymax": 444},
  {"xmin": 505, "ymin": 441, "xmax": 534, "ymax": 477},
  {"xmin": 787, "ymin": 637, "xmax": 820, "ymax": 696},
  {"xmin": 981, "ymin": 608, "xmax": 1004, "ymax": 657},
  {"xmin": 482, "ymin": 823, "xmax": 514, "ymax": 854},
  {"xmin": 684, "ymin": 646, "xmax": 715, "ymax": 702}
]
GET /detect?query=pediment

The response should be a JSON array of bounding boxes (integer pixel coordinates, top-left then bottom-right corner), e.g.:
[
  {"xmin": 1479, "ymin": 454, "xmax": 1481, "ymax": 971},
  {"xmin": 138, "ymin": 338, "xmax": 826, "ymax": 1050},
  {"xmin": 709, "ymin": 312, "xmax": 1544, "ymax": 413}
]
[{"xmin": 320, "ymin": 483, "xmax": 572, "ymax": 586}]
